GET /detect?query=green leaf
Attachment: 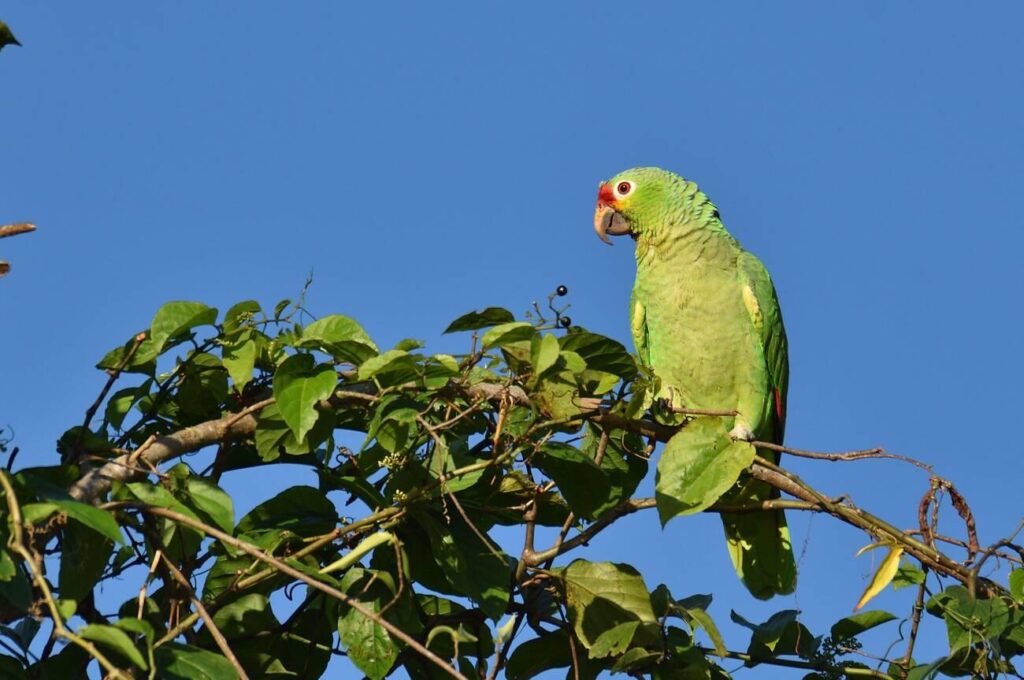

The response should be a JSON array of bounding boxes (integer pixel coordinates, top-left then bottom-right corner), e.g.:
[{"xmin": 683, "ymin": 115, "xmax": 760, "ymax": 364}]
[
  {"xmin": 79, "ymin": 624, "xmax": 148, "ymax": 670},
  {"xmin": 155, "ymin": 643, "xmax": 239, "ymax": 680},
  {"xmin": 301, "ymin": 314, "xmax": 378, "ymax": 362},
  {"xmin": 49, "ymin": 499, "xmax": 124, "ymax": 545},
  {"xmin": 414, "ymin": 512, "xmax": 511, "ymax": 620},
  {"xmin": 272, "ymin": 353, "xmax": 337, "ymax": 441},
  {"xmin": 58, "ymin": 521, "xmax": 112, "ymax": 602},
  {"xmin": 0, "ymin": 22, "xmax": 21, "ymax": 50},
  {"xmin": 444, "ymin": 307, "xmax": 515, "ymax": 333},
  {"xmin": 562, "ymin": 560, "xmax": 659, "ymax": 656},
  {"xmin": 482, "ymin": 322, "xmax": 535, "ymax": 349},
  {"xmin": 534, "ymin": 442, "xmax": 609, "ymax": 520},
  {"xmin": 1010, "ymin": 569, "xmax": 1024, "ymax": 602},
  {"xmin": 0, "ymin": 549, "xmax": 15, "ymax": 582},
  {"xmin": 731, "ymin": 609, "xmax": 818, "ymax": 659},
  {"xmin": 184, "ymin": 477, "xmax": 234, "ymax": 532},
  {"xmin": 104, "ymin": 384, "xmax": 150, "ymax": 430},
  {"xmin": 223, "ymin": 300, "xmax": 261, "ymax": 332},
  {"xmin": 505, "ymin": 630, "xmax": 572, "ymax": 680},
  {"xmin": 357, "ymin": 349, "xmax": 412, "ymax": 380},
  {"xmin": 830, "ymin": 610, "xmax": 897, "ymax": 640},
  {"xmin": 236, "ymin": 486, "xmax": 337, "ymax": 538},
  {"xmin": 149, "ymin": 301, "xmax": 217, "ymax": 352},
  {"xmin": 686, "ymin": 606, "xmax": 727, "ymax": 657},
  {"xmin": 656, "ymin": 418, "xmax": 755, "ymax": 524},
  {"xmin": 531, "ymin": 333, "xmax": 560, "ymax": 378},
  {"xmin": 560, "ymin": 330, "xmax": 637, "ymax": 380},
  {"xmin": 926, "ymin": 586, "xmax": 1012, "ymax": 652},
  {"xmin": 893, "ymin": 562, "xmax": 927, "ymax": 591},
  {"xmin": 222, "ymin": 338, "xmax": 257, "ymax": 388},
  {"xmin": 338, "ymin": 597, "xmax": 398, "ymax": 680}
]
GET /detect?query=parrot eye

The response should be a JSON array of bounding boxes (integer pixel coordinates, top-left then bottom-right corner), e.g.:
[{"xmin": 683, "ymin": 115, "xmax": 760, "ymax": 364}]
[{"xmin": 615, "ymin": 181, "xmax": 633, "ymax": 198}]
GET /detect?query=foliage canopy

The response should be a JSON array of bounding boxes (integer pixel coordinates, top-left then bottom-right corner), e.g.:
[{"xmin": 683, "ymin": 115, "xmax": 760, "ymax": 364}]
[{"xmin": 0, "ymin": 292, "xmax": 1021, "ymax": 680}]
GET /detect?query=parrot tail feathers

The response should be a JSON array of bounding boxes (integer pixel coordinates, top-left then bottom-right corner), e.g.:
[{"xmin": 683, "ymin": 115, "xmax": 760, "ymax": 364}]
[{"xmin": 720, "ymin": 479, "xmax": 797, "ymax": 600}]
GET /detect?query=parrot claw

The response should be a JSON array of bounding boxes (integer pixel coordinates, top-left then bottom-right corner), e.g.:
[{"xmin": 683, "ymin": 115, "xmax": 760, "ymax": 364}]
[{"xmin": 729, "ymin": 424, "xmax": 755, "ymax": 442}]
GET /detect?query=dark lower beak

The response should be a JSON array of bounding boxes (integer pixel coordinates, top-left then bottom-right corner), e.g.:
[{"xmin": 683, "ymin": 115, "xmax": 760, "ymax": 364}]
[{"xmin": 593, "ymin": 204, "xmax": 631, "ymax": 245}]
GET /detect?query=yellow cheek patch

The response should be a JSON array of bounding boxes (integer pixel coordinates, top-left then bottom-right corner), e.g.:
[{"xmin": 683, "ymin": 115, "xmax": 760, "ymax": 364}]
[{"xmin": 742, "ymin": 284, "xmax": 762, "ymax": 333}]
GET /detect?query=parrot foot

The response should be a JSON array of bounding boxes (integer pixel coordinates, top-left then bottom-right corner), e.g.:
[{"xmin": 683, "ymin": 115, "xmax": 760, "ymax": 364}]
[{"xmin": 729, "ymin": 424, "xmax": 755, "ymax": 442}]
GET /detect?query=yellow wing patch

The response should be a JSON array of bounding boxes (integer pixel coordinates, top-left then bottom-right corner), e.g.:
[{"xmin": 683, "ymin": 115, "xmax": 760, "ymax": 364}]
[{"xmin": 741, "ymin": 284, "xmax": 763, "ymax": 333}]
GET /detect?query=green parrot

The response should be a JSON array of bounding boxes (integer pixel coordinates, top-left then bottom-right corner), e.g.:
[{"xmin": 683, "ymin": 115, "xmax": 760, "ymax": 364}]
[{"xmin": 594, "ymin": 166, "xmax": 795, "ymax": 599}]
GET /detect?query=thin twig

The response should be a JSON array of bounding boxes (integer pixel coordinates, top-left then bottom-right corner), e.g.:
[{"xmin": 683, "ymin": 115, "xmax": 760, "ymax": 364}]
[
  {"xmin": 0, "ymin": 472, "xmax": 131, "ymax": 679},
  {"xmin": 751, "ymin": 440, "xmax": 933, "ymax": 473},
  {"xmin": 159, "ymin": 553, "xmax": 250, "ymax": 679},
  {"xmin": 72, "ymin": 332, "xmax": 146, "ymax": 459},
  {"xmin": 129, "ymin": 504, "xmax": 466, "ymax": 680}
]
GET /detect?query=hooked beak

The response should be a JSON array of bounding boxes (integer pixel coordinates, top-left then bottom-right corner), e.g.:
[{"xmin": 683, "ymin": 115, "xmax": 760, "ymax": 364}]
[{"xmin": 593, "ymin": 203, "xmax": 632, "ymax": 245}]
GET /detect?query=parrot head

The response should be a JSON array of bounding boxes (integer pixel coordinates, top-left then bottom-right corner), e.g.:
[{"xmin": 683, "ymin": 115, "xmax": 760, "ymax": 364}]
[{"xmin": 593, "ymin": 166, "xmax": 686, "ymax": 245}]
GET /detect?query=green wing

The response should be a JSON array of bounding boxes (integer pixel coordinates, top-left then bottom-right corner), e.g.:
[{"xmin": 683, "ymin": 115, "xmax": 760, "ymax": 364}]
[
  {"xmin": 722, "ymin": 250, "xmax": 796, "ymax": 599},
  {"xmin": 738, "ymin": 251, "xmax": 789, "ymax": 441},
  {"xmin": 630, "ymin": 288, "xmax": 650, "ymax": 368}
]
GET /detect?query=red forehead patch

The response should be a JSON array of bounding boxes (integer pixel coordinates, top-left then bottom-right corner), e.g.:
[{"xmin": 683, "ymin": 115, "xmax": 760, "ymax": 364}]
[{"xmin": 597, "ymin": 183, "xmax": 616, "ymax": 206}]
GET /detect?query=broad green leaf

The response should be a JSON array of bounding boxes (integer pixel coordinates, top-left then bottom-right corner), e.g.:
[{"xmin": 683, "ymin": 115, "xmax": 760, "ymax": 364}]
[
  {"xmin": 1010, "ymin": 569, "xmax": 1024, "ymax": 603},
  {"xmin": 926, "ymin": 585, "xmax": 1012, "ymax": 652},
  {"xmin": 338, "ymin": 597, "xmax": 398, "ymax": 680},
  {"xmin": 301, "ymin": 314, "xmax": 378, "ymax": 363},
  {"xmin": 830, "ymin": 610, "xmax": 897, "ymax": 640},
  {"xmin": 96, "ymin": 334, "xmax": 157, "ymax": 375},
  {"xmin": 444, "ymin": 307, "xmax": 515, "ymax": 333},
  {"xmin": 236, "ymin": 485, "xmax": 337, "ymax": 538},
  {"xmin": 272, "ymin": 353, "xmax": 337, "ymax": 441},
  {"xmin": 589, "ymin": 620, "xmax": 640, "ymax": 658},
  {"xmin": 114, "ymin": 617, "xmax": 154, "ymax": 643},
  {"xmin": 28, "ymin": 644, "xmax": 90, "ymax": 679},
  {"xmin": 855, "ymin": 546, "xmax": 902, "ymax": 610},
  {"xmin": 149, "ymin": 301, "xmax": 217, "ymax": 352},
  {"xmin": 432, "ymin": 353, "xmax": 460, "ymax": 374},
  {"xmin": 560, "ymin": 330, "xmax": 637, "ymax": 380},
  {"xmin": 582, "ymin": 425, "xmax": 647, "ymax": 518},
  {"xmin": 184, "ymin": 477, "xmax": 234, "ymax": 532},
  {"xmin": 79, "ymin": 624, "xmax": 148, "ymax": 670},
  {"xmin": 530, "ymin": 333, "xmax": 560, "ymax": 378},
  {"xmin": 0, "ymin": 549, "xmax": 15, "ymax": 581},
  {"xmin": 656, "ymin": 418, "xmax": 755, "ymax": 524},
  {"xmin": 223, "ymin": 300, "xmax": 261, "ymax": 332},
  {"xmin": 534, "ymin": 442, "xmax": 609, "ymax": 520},
  {"xmin": 905, "ymin": 658, "xmax": 946, "ymax": 680},
  {"xmin": 414, "ymin": 512, "xmax": 511, "ymax": 620},
  {"xmin": 155, "ymin": 643, "xmax": 239, "ymax": 680},
  {"xmin": 482, "ymin": 322, "xmax": 535, "ymax": 349},
  {"xmin": 686, "ymin": 606, "xmax": 727, "ymax": 657},
  {"xmin": 893, "ymin": 562, "xmax": 927, "ymax": 590},
  {"xmin": 104, "ymin": 384, "xmax": 149, "ymax": 430},
  {"xmin": 730, "ymin": 609, "xmax": 817, "ymax": 658},
  {"xmin": 58, "ymin": 521, "xmax": 112, "ymax": 602},
  {"xmin": 357, "ymin": 349, "xmax": 412, "ymax": 380},
  {"xmin": 505, "ymin": 630, "xmax": 572, "ymax": 680},
  {"xmin": 222, "ymin": 338, "xmax": 257, "ymax": 388},
  {"xmin": 562, "ymin": 560, "xmax": 659, "ymax": 656},
  {"xmin": 48, "ymin": 499, "xmax": 124, "ymax": 545}
]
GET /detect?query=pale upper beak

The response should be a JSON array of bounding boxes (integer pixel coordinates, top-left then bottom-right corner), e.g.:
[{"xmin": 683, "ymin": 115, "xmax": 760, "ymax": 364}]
[{"xmin": 593, "ymin": 203, "xmax": 632, "ymax": 245}]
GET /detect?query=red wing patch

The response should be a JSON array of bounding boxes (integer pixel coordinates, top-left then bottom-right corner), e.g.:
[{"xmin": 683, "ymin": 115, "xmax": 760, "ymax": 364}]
[{"xmin": 774, "ymin": 387, "xmax": 785, "ymax": 427}]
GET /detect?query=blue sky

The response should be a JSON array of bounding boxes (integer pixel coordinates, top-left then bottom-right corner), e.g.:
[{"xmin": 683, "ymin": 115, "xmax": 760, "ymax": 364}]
[{"xmin": 2, "ymin": 2, "xmax": 1023, "ymax": 677}]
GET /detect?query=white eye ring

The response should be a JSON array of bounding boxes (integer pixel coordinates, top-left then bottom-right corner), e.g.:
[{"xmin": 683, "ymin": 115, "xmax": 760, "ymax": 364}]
[{"xmin": 613, "ymin": 181, "xmax": 634, "ymax": 199}]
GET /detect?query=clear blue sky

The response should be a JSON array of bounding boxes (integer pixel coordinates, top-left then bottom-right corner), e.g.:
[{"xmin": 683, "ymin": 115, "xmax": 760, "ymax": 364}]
[{"xmin": 2, "ymin": 3, "xmax": 1023, "ymax": 677}]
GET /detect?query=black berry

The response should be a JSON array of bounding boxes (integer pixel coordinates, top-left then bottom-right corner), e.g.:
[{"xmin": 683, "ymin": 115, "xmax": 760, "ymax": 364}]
[
  {"xmin": 559, "ymin": 316, "xmax": 572, "ymax": 328},
  {"xmin": 555, "ymin": 285, "xmax": 568, "ymax": 297}
]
